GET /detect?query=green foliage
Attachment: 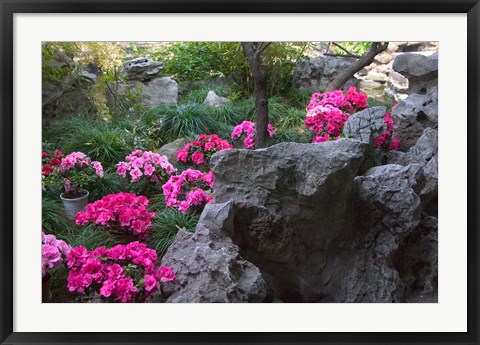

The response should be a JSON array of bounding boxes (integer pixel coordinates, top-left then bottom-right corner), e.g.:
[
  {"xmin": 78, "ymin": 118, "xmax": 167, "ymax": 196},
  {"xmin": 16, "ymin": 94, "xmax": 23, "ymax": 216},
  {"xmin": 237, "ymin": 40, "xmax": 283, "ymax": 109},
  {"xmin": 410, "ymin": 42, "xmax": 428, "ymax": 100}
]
[
  {"xmin": 332, "ymin": 42, "xmax": 371, "ymax": 56},
  {"xmin": 275, "ymin": 107, "xmax": 306, "ymax": 131},
  {"xmin": 87, "ymin": 169, "xmax": 129, "ymax": 201},
  {"xmin": 58, "ymin": 117, "xmax": 134, "ymax": 166},
  {"xmin": 367, "ymin": 97, "xmax": 392, "ymax": 108},
  {"xmin": 272, "ymin": 128, "xmax": 313, "ymax": 144},
  {"xmin": 60, "ymin": 224, "xmax": 118, "ymax": 251},
  {"xmin": 148, "ymin": 209, "xmax": 199, "ymax": 255},
  {"xmin": 283, "ymin": 88, "xmax": 315, "ymax": 108},
  {"xmin": 42, "ymin": 195, "xmax": 71, "ymax": 236},
  {"xmin": 148, "ymin": 104, "xmax": 221, "ymax": 142}
]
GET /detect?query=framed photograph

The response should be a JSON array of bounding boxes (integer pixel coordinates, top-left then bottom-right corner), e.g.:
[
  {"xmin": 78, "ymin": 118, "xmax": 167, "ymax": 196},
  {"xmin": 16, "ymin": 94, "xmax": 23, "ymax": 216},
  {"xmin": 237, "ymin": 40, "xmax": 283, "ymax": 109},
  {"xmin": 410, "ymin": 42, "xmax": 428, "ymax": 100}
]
[{"xmin": 1, "ymin": 0, "xmax": 479, "ymax": 344}]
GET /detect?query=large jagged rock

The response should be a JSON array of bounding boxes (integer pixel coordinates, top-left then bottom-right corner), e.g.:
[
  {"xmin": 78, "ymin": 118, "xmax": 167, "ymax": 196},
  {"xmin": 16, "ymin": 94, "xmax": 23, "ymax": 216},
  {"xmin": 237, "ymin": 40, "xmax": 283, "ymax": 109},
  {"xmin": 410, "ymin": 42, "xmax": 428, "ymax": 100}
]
[
  {"xmin": 210, "ymin": 140, "xmax": 369, "ymax": 301},
  {"xmin": 347, "ymin": 164, "xmax": 424, "ymax": 302},
  {"xmin": 202, "ymin": 90, "xmax": 231, "ymax": 108},
  {"xmin": 387, "ymin": 128, "xmax": 438, "ymax": 216},
  {"xmin": 121, "ymin": 57, "xmax": 164, "ymax": 81},
  {"xmin": 394, "ymin": 214, "xmax": 438, "ymax": 302},
  {"xmin": 343, "ymin": 106, "xmax": 387, "ymax": 145},
  {"xmin": 163, "ymin": 140, "xmax": 436, "ymax": 303},
  {"xmin": 391, "ymin": 88, "xmax": 438, "ymax": 151},
  {"xmin": 160, "ymin": 202, "xmax": 267, "ymax": 303},
  {"xmin": 293, "ymin": 56, "xmax": 358, "ymax": 91},
  {"xmin": 389, "ymin": 52, "xmax": 438, "ymax": 96}
]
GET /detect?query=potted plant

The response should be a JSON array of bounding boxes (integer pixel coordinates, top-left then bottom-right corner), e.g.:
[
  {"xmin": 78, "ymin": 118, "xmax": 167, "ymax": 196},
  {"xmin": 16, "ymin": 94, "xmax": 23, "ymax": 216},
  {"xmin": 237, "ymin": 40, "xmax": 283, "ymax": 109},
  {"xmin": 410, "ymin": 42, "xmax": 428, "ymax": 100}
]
[
  {"xmin": 42, "ymin": 232, "xmax": 71, "ymax": 302},
  {"xmin": 53, "ymin": 151, "xmax": 104, "ymax": 220},
  {"xmin": 66, "ymin": 242, "xmax": 176, "ymax": 303}
]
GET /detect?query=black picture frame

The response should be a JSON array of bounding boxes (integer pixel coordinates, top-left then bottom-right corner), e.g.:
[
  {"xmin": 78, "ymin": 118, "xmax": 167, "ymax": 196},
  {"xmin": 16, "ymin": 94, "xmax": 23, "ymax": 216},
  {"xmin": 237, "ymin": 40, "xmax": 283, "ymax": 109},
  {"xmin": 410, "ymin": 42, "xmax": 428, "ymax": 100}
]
[{"xmin": 1, "ymin": 1, "xmax": 479, "ymax": 344}]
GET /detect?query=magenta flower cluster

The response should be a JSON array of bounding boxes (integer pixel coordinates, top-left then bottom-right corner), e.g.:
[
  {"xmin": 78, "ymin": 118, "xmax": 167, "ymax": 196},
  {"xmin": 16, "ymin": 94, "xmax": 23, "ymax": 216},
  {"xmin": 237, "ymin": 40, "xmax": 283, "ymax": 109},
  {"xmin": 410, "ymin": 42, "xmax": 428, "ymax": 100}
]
[
  {"xmin": 74, "ymin": 192, "xmax": 156, "ymax": 239},
  {"xmin": 374, "ymin": 104, "xmax": 401, "ymax": 151},
  {"xmin": 162, "ymin": 169, "xmax": 214, "ymax": 213},
  {"xmin": 176, "ymin": 134, "xmax": 232, "ymax": 166},
  {"xmin": 116, "ymin": 150, "xmax": 176, "ymax": 184},
  {"xmin": 66, "ymin": 242, "xmax": 176, "ymax": 302},
  {"xmin": 305, "ymin": 86, "xmax": 368, "ymax": 143},
  {"xmin": 42, "ymin": 232, "xmax": 71, "ymax": 278},
  {"xmin": 231, "ymin": 121, "xmax": 277, "ymax": 149}
]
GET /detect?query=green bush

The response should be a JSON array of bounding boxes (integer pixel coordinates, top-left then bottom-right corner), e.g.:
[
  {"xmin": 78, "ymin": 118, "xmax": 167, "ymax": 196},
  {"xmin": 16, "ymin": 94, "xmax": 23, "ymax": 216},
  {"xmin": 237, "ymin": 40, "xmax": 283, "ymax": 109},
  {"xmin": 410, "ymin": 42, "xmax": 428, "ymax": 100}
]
[{"xmin": 60, "ymin": 223, "xmax": 118, "ymax": 251}]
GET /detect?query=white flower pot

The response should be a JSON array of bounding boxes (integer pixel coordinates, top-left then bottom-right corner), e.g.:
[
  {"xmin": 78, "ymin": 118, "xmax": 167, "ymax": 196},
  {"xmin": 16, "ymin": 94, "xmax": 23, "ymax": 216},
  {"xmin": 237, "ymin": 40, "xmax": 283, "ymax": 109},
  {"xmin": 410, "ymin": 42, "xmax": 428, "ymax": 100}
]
[{"xmin": 60, "ymin": 190, "xmax": 89, "ymax": 220}]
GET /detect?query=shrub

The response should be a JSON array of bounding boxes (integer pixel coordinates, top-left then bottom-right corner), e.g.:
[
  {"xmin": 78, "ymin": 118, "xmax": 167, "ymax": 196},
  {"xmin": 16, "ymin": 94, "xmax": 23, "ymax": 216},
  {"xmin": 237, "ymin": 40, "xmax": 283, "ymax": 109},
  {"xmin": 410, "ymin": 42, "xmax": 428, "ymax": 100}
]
[
  {"xmin": 162, "ymin": 169, "xmax": 214, "ymax": 213},
  {"xmin": 66, "ymin": 242, "xmax": 176, "ymax": 302},
  {"xmin": 75, "ymin": 192, "xmax": 156, "ymax": 239},
  {"xmin": 42, "ymin": 195, "xmax": 70, "ymax": 235},
  {"xmin": 176, "ymin": 134, "xmax": 232, "ymax": 167}
]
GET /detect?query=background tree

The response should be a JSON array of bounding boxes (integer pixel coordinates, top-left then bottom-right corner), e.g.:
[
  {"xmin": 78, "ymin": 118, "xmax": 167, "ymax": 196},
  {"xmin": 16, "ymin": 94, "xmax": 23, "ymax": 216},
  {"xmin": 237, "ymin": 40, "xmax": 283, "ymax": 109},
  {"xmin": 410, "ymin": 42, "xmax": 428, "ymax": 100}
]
[{"xmin": 241, "ymin": 42, "xmax": 271, "ymax": 148}]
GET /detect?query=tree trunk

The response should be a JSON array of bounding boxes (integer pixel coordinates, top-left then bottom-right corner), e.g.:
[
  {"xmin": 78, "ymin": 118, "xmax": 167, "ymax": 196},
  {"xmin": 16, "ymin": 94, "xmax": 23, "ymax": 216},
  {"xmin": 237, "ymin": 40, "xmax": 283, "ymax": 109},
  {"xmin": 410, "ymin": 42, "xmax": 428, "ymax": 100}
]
[
  {"xmin": 326, "ymin": 42, "xmax": 389, "ymax": 91},
  {"xmin": 241, "ymin": 42, "xmax": 270, "ymax": 149}
]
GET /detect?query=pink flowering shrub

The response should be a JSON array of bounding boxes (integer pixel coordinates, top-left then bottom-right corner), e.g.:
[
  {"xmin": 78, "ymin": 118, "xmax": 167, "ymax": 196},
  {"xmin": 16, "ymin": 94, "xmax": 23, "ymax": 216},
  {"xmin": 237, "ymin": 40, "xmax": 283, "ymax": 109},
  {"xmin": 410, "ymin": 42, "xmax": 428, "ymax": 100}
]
[
  {"xmin": 231, "ymin": 121, "xmax": 277, "ymax": 149},
  {"xmin": 74, "ymin": 192, "xmax": 156, "ymax": 239},
  {"xmin": 52, "ymin": 151, "xmax": 104, "ymax": 198},
  {"xmin": 66, "ymin": 242, "xmax": 176, "ymax": 303},
  {"xmin": 176, "ymin": 134, "xmax": 232, "ymax": 167},
  {"xmin": 374, "ymin": 103, "xmax": 401, "ymax": 151},
  {"xmin": 42, "ymin": 232, "xmax": 71, "ymax": 278},
  {"xmin": 116, "ymin": 150, "xmax": 176, "ymax": 187},
  {"xmin": 305, "ymin": 86, "xmax": 368, "ymax": 143},
  {"xmin": 162, "ymin": 169, "xmax": 214, "ymax": 213},
  {"xmin": 42, "ymin": 149, "xmax": 64, "ymax": 177}
]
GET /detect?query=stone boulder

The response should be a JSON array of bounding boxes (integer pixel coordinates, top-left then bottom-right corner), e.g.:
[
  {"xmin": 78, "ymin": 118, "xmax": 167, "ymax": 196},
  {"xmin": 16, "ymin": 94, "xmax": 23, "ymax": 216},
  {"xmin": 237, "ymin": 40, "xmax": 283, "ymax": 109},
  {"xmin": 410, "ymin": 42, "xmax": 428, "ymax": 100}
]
[
  {"xmin": 117, "ymin": 77, "xmax": 178, "ymax": 108},
  {"xmin": 347, "ymin": 164, "xmax": 424, "ymax": 302},
  {"xmin": 202, "ymin": 90, "xmax": 231, "ymax": 107},
  {"xmin": 121, "ymin": 57, "xmax": 164, "ymax": 81},
  {"xmin": 160, "ymin": 202, "xmax": 267, "ymax": 303},
  {"xmin": 391, "ymin": 88, "xmax": 438, "ymax": 151},
  {"xmin": 343, "ymin": 106, "xmax": 387, "ymax": 145},
  {"xmin": 293, "ymin": 56, "xmax": 358, "ymax": 91},
  {"xmin": 394, "ymin": 214, "xmax": 438, "ymax": 302},
  {"xmin": 157, "ymin": 138, "xmax": 187, "ymax": 167},
  {"xmin": 162, "ymin": 140, "xmax": 436, "ymax": 303},
  {"xmin": 387, "ymin": 127, "xmax": 438, "ymax": 216},
  {"xmin": 391, "ymin": 52, "xmax": 438, "ymax": 95},
  {"xmin": 210, "ymin": 140, "xmax": 369, "ymax": 302}
]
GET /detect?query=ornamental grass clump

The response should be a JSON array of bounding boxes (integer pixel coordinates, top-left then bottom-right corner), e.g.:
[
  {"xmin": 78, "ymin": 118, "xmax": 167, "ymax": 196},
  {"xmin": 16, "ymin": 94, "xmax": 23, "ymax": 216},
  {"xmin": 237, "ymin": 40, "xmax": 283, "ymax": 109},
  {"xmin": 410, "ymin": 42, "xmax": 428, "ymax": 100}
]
[
  {"xmin": 162, "ymin": 169, "xmax": 214, "ymax": 213},
  {"xmin": 74, "ymin": 192, "xmax": 156, "ymax": 239},
  {"xmin": 231, "ymin": 121, "xmax": 277, "ymax": 149},
  {"xmin": 176, "ymin": 134, "xmax": 232, "ymax": 166},
  {"xmin": 66, "ymin": 242, "xmax": 176, "ymax": 303},
  {"xmin": 305, "ymin": 86, "xmax": 368, "ymax": 143}
]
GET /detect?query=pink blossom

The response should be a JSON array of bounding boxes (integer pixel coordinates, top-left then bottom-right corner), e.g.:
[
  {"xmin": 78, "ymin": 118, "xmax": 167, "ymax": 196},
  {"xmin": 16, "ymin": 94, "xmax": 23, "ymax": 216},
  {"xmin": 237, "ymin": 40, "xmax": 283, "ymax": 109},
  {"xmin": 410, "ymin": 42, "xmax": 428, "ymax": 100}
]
[
  {"xmin": 92, "ymin": 161, "xmax": 104, "ymax": 177},
  {"xmin": 191, "ymin": 152, "xmax": 205, "ymax": 165}
]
